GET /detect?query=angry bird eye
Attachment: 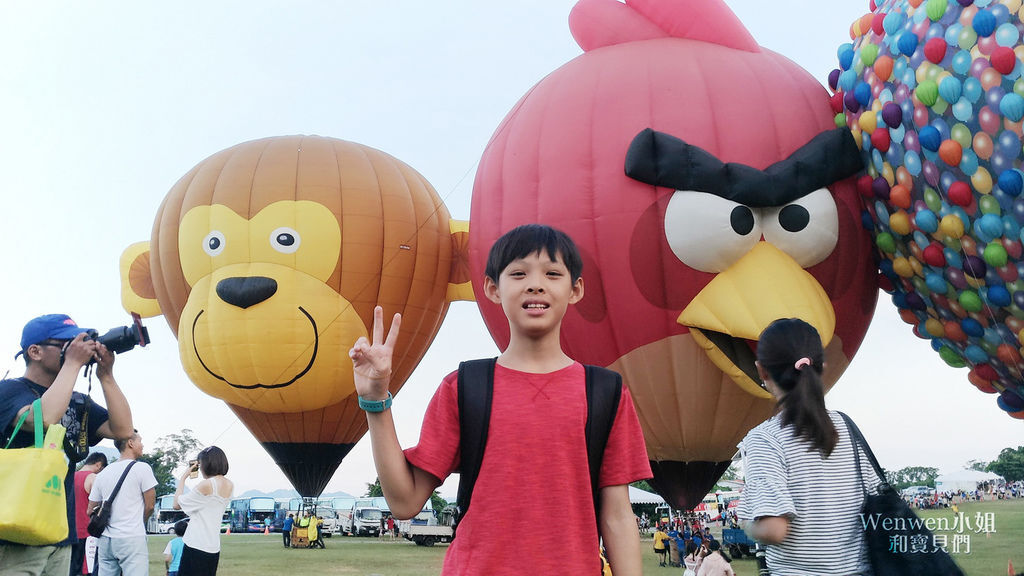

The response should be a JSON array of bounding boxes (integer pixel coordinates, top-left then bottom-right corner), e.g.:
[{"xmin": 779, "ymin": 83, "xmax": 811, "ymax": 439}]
[
  {"xmin": 664, "ymin": 191, "xmax": 761, "ymax": 273},
  {"xmin": 270, "ymin": 227, "xmax": 301, "ymax": 254},
  {"xmin": 203, "ymin": 231, "xmax": 226, "ymax": 257},
  {"xmin": 761, "ymin": 187, "xmax": 839, "ymax": 268},
  {"xmin": 731, "ymin": 206, "xmax": 756, "ymax": 235},
  {"xmin": 778, "ymin": 205, "xmax": 810, "ymax": 232}
]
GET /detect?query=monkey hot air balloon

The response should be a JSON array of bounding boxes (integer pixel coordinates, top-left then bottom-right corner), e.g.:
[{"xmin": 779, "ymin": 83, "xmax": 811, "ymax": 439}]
[
  {"xmin": 470, "ymin": 0, "xmax": 879, "ymax": 508},
  {"xmin": 831, "ymin": 0, "xmax": 1024, "ymax": 419},
  {"xmin": 121, "ymin": 135, "xmax": 472, "ymax": 496}
]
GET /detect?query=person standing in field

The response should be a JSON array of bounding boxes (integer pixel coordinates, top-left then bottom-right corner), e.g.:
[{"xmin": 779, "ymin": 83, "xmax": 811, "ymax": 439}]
[
  {"xmin": 653, "ymin": 525, "xmax": 669, "ymax": 566},
  {"xmin": 282, "ymin": 514, "xmax": 293, "ymax": 548},
  {"xmin": 173, "ymin": 446, "xmax": 233, "ymax": 576},
  {"xmin": 736, "ymin": 318, "xmax": 878, "ymax": 575},
  {"xmin": 163, "ymin": 521, "xmax": 186, "ymax": 576},
  {"xmin": 87, "ymin": 430, "xmax": 157, "ymax": 576},
  {"xmin": 71, "ymin": 452, "xmax": 107, "ymax": 576},
  {"xmin": 350, "ymin": 224, "xmax": 652, "ymax": 575}
]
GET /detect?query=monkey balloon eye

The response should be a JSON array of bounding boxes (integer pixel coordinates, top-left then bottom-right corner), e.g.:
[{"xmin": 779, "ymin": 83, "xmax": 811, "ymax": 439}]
[
  {"xmin": 664, "ymin": 191, "xmax": 761, "ymax": 273},
  {"xmin": 270, "ymin": 227, "xmax": 301, "ymax": 254},
  {"xmin": 203, "ymin": 231, "xmax": 226, "ymax": 257}
]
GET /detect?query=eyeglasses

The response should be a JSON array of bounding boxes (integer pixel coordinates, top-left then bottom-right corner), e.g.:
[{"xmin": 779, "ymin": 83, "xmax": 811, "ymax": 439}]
[{"xmin": 36, "ymin": 341, "xmax": 69, "ymax": 349}]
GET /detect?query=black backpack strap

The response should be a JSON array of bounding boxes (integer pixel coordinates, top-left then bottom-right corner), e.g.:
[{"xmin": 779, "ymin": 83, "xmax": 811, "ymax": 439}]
[
  {"xmin": 584, "ymin": 365, "xmax": 622, "ymax": 532},
  {"xmin": 454, "ymin": 358, "xmax": 496, "ymax": 535}
]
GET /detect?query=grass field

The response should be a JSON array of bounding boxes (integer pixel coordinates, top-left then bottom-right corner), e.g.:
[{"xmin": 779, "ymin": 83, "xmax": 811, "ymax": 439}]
[{"xmin": 144, "ymin": 499, "xmax": 1022, "ymax": 575}]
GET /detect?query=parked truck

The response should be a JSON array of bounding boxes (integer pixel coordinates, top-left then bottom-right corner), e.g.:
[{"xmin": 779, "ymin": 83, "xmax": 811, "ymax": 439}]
[
  {"xmin": 313, "ymin": 500, "xmax": 339, "ymax": 537},
  {"xmin": 399, "ymin": 505, "xmax": 455, "ymax": 547},
  {"xmin": 339, "ymin": 499, "xmax": 382, "ymax": 537}
]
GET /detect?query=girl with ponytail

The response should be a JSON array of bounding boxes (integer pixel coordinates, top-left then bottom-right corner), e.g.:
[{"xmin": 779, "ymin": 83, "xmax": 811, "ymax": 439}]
[
  {"xmin": 756, "ymin": 318, "xmax": 835, "ymax": 457},
  {"xmin": 736, "ymin": 318, "xmax": 877, "ymax": 575}
]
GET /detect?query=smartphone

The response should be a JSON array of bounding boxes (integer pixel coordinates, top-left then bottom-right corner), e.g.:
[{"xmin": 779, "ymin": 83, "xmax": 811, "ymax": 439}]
[{"xmin": 188, "ymin": 460, "xmax": 199, "ymax": 479}]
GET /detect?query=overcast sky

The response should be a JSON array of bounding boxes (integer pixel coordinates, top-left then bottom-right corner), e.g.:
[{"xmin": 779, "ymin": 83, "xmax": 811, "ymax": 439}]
[{"xmin": 1, "ymin": 0, "xmax": 1019, "ymax": 500}]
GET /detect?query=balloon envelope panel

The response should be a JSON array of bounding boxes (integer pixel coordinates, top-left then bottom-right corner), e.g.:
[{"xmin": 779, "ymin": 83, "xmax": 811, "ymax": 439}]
[
  {"xmin": 471, "ymin": 0, "xmax": 879, "ymax": 507},
  {"xmin": 832, "ymin": 0, "xmax": 1024, "ymax": 419},
  {"xmin": 147, "ymin": 135, "xmax": 456, "ymax": 494}
]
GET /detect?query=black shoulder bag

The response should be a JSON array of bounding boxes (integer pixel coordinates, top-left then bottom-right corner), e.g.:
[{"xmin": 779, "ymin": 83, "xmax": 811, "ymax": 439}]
[
  {"xmin": 87, "ymin": 460, "xmax": 137, "ymax": 538},
  {"xmin": 837, "ymin": 412, "xmax": 964, "ymax": 576}
]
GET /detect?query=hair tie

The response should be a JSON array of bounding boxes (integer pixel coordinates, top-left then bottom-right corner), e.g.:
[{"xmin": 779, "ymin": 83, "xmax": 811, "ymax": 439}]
[{"xmin": 794, "ymin": 357, "xmax": 812, "ymax": 371}]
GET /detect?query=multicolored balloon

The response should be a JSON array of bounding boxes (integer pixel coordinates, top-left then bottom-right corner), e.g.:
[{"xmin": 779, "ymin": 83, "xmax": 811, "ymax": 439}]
[{"xmin": 832, "ymin": 0, "xmax": 1024, "ymax": 419}]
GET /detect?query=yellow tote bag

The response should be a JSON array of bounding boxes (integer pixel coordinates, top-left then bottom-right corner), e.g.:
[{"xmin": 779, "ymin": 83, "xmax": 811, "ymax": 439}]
[{"xmin": 0, "ymin": 398, "xmax": 69, "ymax": 545}]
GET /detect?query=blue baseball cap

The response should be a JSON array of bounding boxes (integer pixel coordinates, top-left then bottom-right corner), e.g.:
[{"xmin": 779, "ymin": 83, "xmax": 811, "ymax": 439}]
[{"xmin": 15, "ymin": 314, "xmax": 91, "ymax": 358}]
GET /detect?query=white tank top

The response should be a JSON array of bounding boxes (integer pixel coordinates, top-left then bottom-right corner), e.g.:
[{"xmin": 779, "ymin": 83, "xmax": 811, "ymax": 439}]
[{"xmin": 179, "ymin": 477, "xmax": 231, "ymax": 553}]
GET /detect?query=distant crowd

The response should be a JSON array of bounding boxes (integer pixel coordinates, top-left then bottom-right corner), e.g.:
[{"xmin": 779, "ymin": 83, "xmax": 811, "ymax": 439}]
[{"xmin": 907, "ymin": 480, "xmax": 1024, "ymax": 510}]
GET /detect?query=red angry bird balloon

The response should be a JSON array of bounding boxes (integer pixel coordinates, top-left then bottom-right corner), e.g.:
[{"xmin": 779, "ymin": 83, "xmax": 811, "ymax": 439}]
[{"xmin": 469, "ymin": 0, "xmax": 879, "ymax": 509}]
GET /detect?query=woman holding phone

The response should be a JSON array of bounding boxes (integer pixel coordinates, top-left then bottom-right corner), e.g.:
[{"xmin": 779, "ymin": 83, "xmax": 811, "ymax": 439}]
[{"xmin": 174, "ymin": 446, "xmax": 233, "ymax": 576}]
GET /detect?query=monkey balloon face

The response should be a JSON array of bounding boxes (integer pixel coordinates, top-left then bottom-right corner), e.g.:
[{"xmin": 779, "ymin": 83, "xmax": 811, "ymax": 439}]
[
  {"xmin": 176, "ymin": 201, "xmax": 366, "ymax": 413},
  {"xmin": 121, "ymin": 135, "xmax": 467, "ymax": 416}
]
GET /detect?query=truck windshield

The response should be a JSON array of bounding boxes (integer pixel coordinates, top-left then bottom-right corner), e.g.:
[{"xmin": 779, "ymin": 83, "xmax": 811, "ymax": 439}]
[{"xmin": 359, "ymin": 510, "xmax": 383, "ymax": 522}]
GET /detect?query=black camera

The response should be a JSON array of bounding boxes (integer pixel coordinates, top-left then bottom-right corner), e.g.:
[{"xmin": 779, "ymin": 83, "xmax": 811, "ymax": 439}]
[{"xmin": 83, "ymin": 314, "xmax": 151, "ymax": 355}]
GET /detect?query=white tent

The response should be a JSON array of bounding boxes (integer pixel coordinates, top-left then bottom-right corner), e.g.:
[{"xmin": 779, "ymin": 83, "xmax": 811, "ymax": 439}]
[
  {"xmin": 934, "ymin": 470, "xmax": 1003, "ymax": 493},
  {"xmin": 628, "ymin": 486, "xmax": 666, "ymax": 505}
]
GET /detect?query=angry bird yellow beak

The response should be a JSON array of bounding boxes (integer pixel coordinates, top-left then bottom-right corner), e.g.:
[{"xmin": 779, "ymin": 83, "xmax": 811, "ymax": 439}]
[{"xmin": 679, "ymin": 241, "xmax": 836, "ymax": 399}]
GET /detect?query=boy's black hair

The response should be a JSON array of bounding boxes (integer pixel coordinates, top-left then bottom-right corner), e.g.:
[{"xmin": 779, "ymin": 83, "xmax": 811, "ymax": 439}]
[
  {"xmin": 484, "ymin": 224, "xmax": 583, "ymax": 284},
  {"xmin": 173, "ymin": 519, "xmax": 188, "ymax": 537},
  {"xmin": 83, "ymin": 452, "xmax": 108, "ymax": 467}
]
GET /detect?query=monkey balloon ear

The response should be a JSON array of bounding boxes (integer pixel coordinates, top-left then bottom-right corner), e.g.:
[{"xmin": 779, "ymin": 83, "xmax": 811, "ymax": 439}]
[
  {"xmin": 446, "ymin": 219, "xmax": 475, "ymax": 302},
  {"xmin": 120, "ymin": 241, "xmax": 163, "ymax": 318}
]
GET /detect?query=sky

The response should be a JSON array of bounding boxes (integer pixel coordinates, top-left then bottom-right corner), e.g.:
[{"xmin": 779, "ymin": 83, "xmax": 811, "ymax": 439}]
[{"xmin": 0, "ymin": 0, "xmax": 1020, "ymax": 501}]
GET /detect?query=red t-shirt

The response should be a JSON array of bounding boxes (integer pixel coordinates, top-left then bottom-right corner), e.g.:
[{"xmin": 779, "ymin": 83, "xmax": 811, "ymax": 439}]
[
  {"xmin": 74, "ymin": 469, "xmax": 92, "ymax": 540},
  {"xmin": 405, "ymin": 362, "xmax": 652, "ymax": 575}
]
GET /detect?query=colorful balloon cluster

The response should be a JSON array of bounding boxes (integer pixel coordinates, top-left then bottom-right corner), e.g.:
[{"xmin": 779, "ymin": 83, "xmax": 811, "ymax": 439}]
[{"xmin": 832, "ymin": 0, "xmax": 1024, "ymax": 419}]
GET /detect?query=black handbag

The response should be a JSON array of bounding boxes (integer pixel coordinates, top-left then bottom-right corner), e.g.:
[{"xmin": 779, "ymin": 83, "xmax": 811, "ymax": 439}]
[
  {"xmin": 86, "ymin": 460, "xmax": 137, "ymax": 538},
  {"xmin": 838, "ymin": 413, "xmax": 964, "ymax": 576}
]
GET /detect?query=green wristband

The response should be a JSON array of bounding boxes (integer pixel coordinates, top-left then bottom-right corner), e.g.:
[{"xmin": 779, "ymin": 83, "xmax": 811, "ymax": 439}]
[{"xmin": 358, "ymin": 391, "xmax": 393, "ymax": 413}]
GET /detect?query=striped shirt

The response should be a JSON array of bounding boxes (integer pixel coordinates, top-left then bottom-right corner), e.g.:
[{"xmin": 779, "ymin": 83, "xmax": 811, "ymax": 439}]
[{"xmin": 737, "ymin": 411, "xmax": 879, "ymax": 575}]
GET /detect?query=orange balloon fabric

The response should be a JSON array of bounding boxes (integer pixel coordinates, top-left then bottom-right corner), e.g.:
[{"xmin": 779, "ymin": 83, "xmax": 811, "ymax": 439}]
[{"xmin": 126, "ymin": 135, "xmax": 463, "ymax": 496}]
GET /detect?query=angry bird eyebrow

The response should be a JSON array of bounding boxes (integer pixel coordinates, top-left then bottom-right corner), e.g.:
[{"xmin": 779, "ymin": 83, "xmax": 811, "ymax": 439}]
[{"xmin": 624, "ymin": 127, "xmax": 863, "ymax": 207}]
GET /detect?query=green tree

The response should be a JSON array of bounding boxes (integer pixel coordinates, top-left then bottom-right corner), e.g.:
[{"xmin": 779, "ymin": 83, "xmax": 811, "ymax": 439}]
[
  {"xmin": 629, "ymin": 481, "xmax": 660, "ymax": 523},
  {"xmin": 365, "ymin": 479, "xmax": 383, "ymax": 498},
  {"xmin": 365, "ymin": 478, "xmax": 448, "ymax": 518},
  {"xmin": 720, "ymin": 461, "xmax": 742, "ymax": 481},
  {"xmin": 712, "ymin": 461, "xmax": 743, "ymax": 492},
  {"xmin": 631, "ymin": 480, "xmax": 656, "ymax": 493},
  {"xmin": 987, "ymin": 446, "xmax": 1024, "ymax": 482},
  {"xmin": 965, "ymin": 459, "xmax": 990, "ymax": 472},
  {"xmin": 138, "ymin": 429, "xmax": 203, "ymax": 494},
  {"xmin": 886, "ymin": 466, "xmax": 939, "ymax": 490},
  {"xmin": 429, "ymin": 491, "xmax": 448, "ymax": 517}
]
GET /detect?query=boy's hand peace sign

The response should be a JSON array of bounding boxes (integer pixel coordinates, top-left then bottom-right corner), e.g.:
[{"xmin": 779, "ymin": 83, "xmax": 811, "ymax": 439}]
[{"xmin": 350, "ymin": 306, "xmax": 402, "ymax": 400}]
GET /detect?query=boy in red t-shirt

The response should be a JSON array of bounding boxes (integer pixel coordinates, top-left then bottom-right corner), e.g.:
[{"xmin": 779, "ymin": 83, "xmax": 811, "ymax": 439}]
[{"xmin": 351, "ymin": 224, "xmax": 651, "ymax": 575}]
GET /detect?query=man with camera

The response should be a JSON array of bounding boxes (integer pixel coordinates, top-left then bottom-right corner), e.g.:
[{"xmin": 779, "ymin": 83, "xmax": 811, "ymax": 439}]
[{"xmin": 0, "ymin": 314, "xmax": 135, "ymax": 576}]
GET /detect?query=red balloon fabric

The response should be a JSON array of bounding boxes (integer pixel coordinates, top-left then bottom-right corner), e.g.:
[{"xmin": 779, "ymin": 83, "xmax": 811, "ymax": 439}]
[{"xmin": 470, "ymin": 0, "xmax": 878, "ymax": 509}]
